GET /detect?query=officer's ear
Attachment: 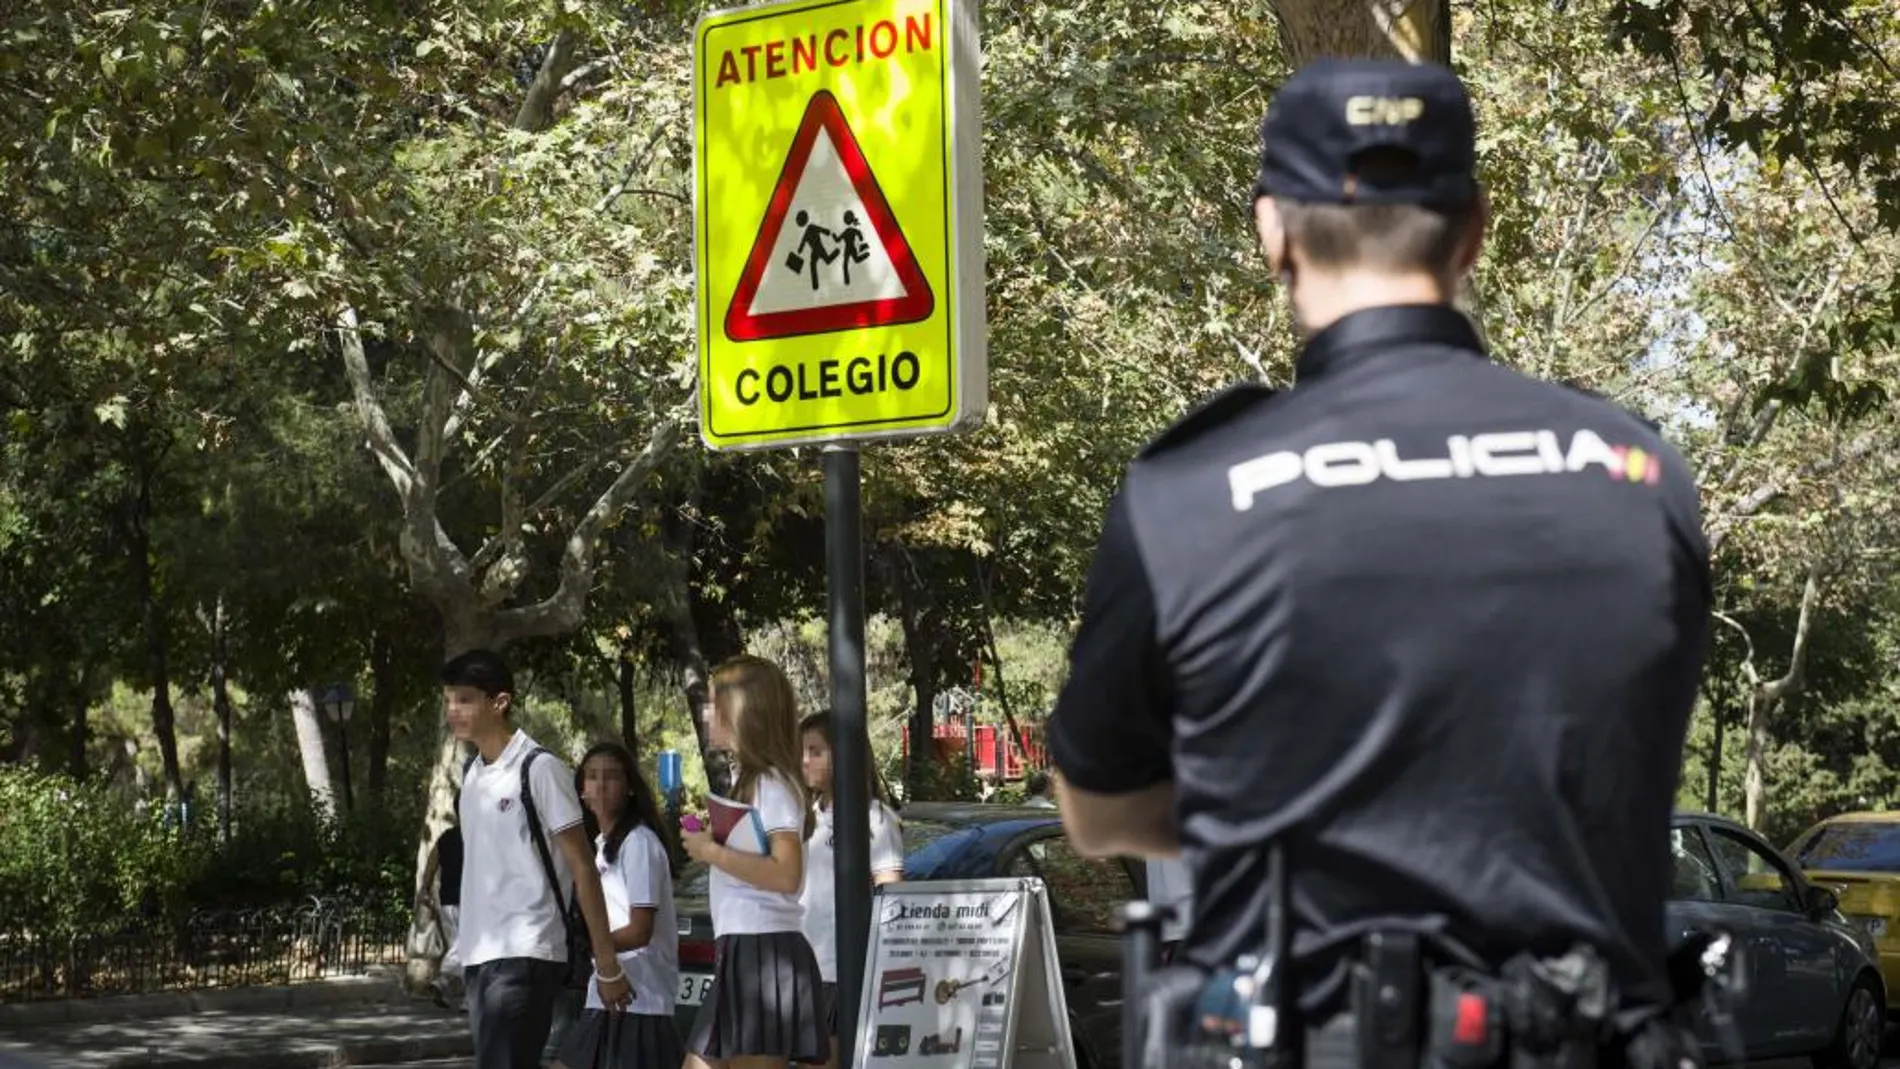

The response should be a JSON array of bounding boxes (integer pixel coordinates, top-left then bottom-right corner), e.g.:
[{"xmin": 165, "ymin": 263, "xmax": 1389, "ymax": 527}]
[
  {"xmin": 1452, "ymin": 189, "xmax": 1491, "ymax": 278},
  {"xmin": 1253, "ymin": 196, "xmax": 1288, "ymax": 277}
]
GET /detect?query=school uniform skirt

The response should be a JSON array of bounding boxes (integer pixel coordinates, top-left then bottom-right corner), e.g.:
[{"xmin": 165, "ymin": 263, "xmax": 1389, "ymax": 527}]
[
  {"xmin": 558, "ymin": 1009, "xmax": 684, "ymax": 1069},
  {"xmin": 688, "ymin": 932, "xmax": 831, "ymax": 1065}
]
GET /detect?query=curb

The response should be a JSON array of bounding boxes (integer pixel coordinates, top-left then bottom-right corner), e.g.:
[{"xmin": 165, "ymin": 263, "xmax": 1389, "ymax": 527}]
[
  {"xmin": 0, "ymin": 970, "xmax": 406, "ymax": 1032},
  {"xmin": 105, "ymin": 1031, "xmax": 472, "ymax": 1068},
  {"xmin": 329, "ymin": 1032, "xmax": 472, "ymax": 1067}
]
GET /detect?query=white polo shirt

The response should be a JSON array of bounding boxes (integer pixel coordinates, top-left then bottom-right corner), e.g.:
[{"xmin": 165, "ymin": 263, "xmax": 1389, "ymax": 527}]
[
  {"xmin": 588, "ymin": 824, "xmax": 679, "ymax": 1015},
  {"xmin": 709, "ymin": 771, "xmax": 807, "ymax": 936},
  {"xmin": 801, "ymin": 798, "xmax": 904, "ymax": 982},
  {"xmin": 456, "ymin": 729, "xmax": 584, "ymax": 968}
]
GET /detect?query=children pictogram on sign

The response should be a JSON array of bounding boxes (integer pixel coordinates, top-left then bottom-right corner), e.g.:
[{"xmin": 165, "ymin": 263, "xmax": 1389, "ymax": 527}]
[
  {"xmin": 837, "ymin": 210, "xmax": 871, "ymax": 285},
  {"xmin": 783, "ymin": 209, "xmax": 874, "ymax": 292},
  {"xmin": 787, "ymin": 210, "xmax": 841, "ymax": 291},
  {"xmin": 725, "ymin": 90, "xmax": 935, "ymax": 343}
]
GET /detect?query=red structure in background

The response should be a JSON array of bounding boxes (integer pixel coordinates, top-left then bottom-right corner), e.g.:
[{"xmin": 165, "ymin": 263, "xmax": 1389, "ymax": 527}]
[{"xmin": 902, "ymin": 722, "xmax": 1048, "ymax": 781}]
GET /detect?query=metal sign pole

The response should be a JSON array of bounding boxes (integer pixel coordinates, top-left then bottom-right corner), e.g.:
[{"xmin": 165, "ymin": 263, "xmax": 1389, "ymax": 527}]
[{"xmin": 825, "ymin": 443, "xmax": 873, "ymax": 1069}]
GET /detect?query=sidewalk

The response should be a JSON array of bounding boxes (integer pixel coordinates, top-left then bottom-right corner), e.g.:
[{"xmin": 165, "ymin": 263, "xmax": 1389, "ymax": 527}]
[{"xmin": 0, "ymin": 975, "xmax": 469, "ymax": 1069}]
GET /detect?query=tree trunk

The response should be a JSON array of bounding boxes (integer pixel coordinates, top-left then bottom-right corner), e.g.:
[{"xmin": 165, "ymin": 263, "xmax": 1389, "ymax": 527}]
[
  {"xmin": 403, "ymin": 613, "xmax": 495, "ymax": 990},
  {"xmin": 210, "ymin": 599, "xmax": 235, "ymax": 842},
  {"xmin": 1742, "ymin": 696, "xmax": 1770, "ymax": 832},
  {"xmin": 1268, "ymin": 0, "xmax": 1449, "ymax": 64},
  {"xmin": 664, "ymin": 591, "xmax": 724, "ymax": 792},
  {"xmin": 618, "ymin": 645, "xmax": 639, "ymax": 752},
  {"xmin": 367, "ymin": 627, "xmax": 396, "ymax": 802},
  {"xmin": 1706, "ymin": 700, "xmax": 1724, "ymax": 815},
  {"xmin": 126, "ymin": 473, "xmax": 185, "ymax": 800},
  {"xmin": 655, "ymin": 487, "xmax": 720, "ymax": 774},
  {"xmin": 906, "ymin": 694, "xmax": 937, "ymax": 795},
  {"xmin": 1742, "ymin": 563, "xmax": 1825, "ymax": 831},
  {"xmin": 68, "ymin": 674, "xmax": 88, "ymax": 781},
  {"xmin": 887, "ymin": 548, "xmax": 942, "ymax": 795},
  {"xmin": 2, "ymin": 718, "xmax": 29, "ymax": 765},
  {"xmin": 973, "ymin": 561, "xmax": 1035, "ymax": 767},
  {"xmin": 290, "ymin": 688, "xmax": 337, "ymax": 818}
]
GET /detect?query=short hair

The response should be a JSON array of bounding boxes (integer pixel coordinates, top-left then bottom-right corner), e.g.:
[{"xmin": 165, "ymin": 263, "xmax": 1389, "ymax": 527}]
[
  {"xmin": 1025, "ymin": 771, "xmax": 1052, "ymax": 797},
  {"xmin": 440, "ymin": 649, "xmax": 515, "ymax": 699},
  {"xmin": 1273, "ymin": 149, "xmax": 1479, "ymax": 273}
]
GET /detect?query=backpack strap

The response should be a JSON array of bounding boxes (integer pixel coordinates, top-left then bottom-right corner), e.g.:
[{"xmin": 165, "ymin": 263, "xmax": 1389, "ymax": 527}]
[{"xmin": 519, "ymin": 749, "xmax": 580, "ymax": 934}]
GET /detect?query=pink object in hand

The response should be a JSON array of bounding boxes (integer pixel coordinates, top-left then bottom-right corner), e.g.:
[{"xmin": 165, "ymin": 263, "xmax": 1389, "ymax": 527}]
[{"xmin": 682, "ymin": 814, "xmax": 704, "ymax": 833}]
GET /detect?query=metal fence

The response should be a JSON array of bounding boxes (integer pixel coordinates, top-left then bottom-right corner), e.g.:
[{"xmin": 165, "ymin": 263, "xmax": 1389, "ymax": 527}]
[{"xmin": 0, "ymin": 896, "xmax": 409, "ymax": 1002}]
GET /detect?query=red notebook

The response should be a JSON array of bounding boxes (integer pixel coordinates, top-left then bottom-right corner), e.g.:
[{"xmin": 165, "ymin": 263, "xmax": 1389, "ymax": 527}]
[{"xmin": 706, "ymin": 793, "xmax": 768, "ymax": 854}]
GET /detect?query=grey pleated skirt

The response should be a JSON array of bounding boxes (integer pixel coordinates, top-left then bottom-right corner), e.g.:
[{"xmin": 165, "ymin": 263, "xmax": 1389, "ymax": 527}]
[
  {"xmin": 558, "ymin": 1009, "xmax": 684, "ymax": 1069},
  {"xmin": 687, "ymin": 932, "xmax": 831, "ymax": 1065}
]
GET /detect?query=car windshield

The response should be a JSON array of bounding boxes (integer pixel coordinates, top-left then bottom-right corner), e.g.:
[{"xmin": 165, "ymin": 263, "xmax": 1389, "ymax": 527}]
[
  {"xmin": 1793, "ymin": 822, "xmax": 1900, "ymax": 873},
  {"xmin": 672, "ymin": 817, "xmax": 964, "ymax": 898}
]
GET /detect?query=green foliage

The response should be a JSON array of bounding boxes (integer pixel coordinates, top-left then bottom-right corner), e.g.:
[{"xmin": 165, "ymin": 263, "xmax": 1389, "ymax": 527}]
[
  {"xmin": 0, "ymin": 769, "xmax": 208, "ymax": 935},
  {"xmin": 0, "ymin": 767, "xmax": 416, "ymax": 935},
  {"xmin": 903, "ymin": 749, "xmax": 981, "ymax": 804},
  {"xmin": 4, "ymin": 0, "xmax": 1900, "ymax": 886},
  {"xmin": 193, "ymin": 788, "xmax": 423, "ymax": 919},
  {"xmin": 1606, "ymin": 0, "xmax": 1900, "ymax": 228}
]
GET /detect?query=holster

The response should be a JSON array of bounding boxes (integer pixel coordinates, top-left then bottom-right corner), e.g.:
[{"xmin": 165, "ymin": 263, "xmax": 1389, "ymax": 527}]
[{"xmin": 1352, "ymin": 931, "xmax": 1427, "ymax": 1069}]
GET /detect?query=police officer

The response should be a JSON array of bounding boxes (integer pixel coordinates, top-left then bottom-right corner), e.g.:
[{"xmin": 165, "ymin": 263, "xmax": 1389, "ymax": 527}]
[{"xmin": 1047, "ymin": 58, "xmax": 1711, "ymax": 1067}]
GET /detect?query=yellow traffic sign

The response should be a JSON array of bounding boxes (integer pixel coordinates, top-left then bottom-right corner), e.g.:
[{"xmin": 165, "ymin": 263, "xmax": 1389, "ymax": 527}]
[{"xmin": 694, "ymin": 0, "xmax": 985, "ymax": 450}]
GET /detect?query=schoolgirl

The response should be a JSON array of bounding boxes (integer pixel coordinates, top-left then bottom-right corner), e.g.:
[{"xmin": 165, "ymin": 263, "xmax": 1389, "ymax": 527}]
[
  {"xmin": 552, "ymin": 741, "xmax": 685, "ymax": 1069},
  {"xmin": 797, "ymin": 709, "xmax": 904, "ymax": 1067},
  {"xmin": 683, "ymin": 655, "xmax": 829, "ymax": 1069}
]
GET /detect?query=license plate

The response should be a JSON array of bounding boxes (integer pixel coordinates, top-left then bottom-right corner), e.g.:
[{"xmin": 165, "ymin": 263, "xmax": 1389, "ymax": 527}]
[{"xmin": 678, "ymin": 972, "xmax": 715, "ymax": 1006}]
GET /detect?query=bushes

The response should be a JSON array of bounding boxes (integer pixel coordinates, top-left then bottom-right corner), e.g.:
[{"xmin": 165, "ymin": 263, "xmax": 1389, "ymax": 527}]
[
  {"xmin": 0, "ymin": 768, "xmax": 417, "ymax": 936},
  {"xmin": 0, "ymin": 769, "xmax": 203, "ymax": 936}
]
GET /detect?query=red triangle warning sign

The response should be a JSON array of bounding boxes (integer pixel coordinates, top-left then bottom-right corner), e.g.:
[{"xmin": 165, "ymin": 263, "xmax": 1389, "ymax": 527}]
[{"xmin": 724, "ymin": 90, "xmax": 935, "ymax": 343}]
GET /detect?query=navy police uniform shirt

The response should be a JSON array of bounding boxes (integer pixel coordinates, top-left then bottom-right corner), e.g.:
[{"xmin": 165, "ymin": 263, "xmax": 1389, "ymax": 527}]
[{"xmin": 1048, "ymin": 304, "xmax": 1710, "ymax": 1019}]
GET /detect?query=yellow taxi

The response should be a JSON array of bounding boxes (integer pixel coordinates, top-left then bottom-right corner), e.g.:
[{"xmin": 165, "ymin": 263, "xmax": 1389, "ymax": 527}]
[{"xmin": 1790, "ymin": 811, "xmax": 1900, "ymax": 1008}]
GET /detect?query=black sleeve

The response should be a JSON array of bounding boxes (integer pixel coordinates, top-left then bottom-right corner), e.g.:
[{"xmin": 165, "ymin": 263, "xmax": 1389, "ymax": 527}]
[
  {"xmin": 1048, "ymin": 487, "xmax": 1173, "ymax": 794},
  {"xmin": 439, "ymin": 830, "xmax": 464, "ymax": 900}
]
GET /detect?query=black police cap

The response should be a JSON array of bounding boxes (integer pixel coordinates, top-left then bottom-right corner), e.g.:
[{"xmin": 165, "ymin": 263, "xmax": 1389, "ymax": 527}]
[{"xmin": 1254, "ymin": 58, "xmax": 1478, "ymax": 206}]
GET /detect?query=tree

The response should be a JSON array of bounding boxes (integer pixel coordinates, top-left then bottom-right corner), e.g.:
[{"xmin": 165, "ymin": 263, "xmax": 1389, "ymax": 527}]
[
  {"xmin": 309, "ymin": 8, "xmax": 703, "ymax": 983},
  {"xmin": 1608, "ymin": 0, "xmax": 1900, "ymax": 229}
]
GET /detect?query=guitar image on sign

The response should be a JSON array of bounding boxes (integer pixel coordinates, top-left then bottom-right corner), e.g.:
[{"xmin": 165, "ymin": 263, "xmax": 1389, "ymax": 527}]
[{"xmin": 934, "ymin": 956, "xmax": 1013, "ymax": 1004}]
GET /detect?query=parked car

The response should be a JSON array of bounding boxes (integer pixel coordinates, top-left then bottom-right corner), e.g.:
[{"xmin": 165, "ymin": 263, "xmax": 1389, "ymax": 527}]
[
  {"xmin": 1671, "ymin": 811, "xmax": 1884, "ymax": 1068},
  {"xmin": 667, "ymin": 806, "xmax": 1885, "ymax": 1069},
  {"xmin": 1788, "ymin": 811, "xmax": 1900, "ymax": 1010}
]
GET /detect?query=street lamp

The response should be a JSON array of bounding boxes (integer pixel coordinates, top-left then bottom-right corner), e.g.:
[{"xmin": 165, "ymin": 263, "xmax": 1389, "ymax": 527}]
[{"xmin": 320, "ymin": 683, "xmax": 356, "ymax": 813}]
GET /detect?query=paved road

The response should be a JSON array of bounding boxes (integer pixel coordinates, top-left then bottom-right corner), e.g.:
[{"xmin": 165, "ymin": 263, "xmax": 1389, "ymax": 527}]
[{"xmin": 379, "ymin": 1059, "xmax": 1900, "ymax": 1069}]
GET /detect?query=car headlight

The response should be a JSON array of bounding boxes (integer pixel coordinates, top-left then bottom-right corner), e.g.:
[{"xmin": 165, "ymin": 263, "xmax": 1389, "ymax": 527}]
[{"xmin": 1850, "ymin": 914, "xmax": 1887, "ymax": 940}]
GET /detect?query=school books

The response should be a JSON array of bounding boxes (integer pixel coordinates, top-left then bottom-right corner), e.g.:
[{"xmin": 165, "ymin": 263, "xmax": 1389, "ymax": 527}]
[{"xmin": 706, "ymin": 793, "xmax": 769, "ymax": 855}]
